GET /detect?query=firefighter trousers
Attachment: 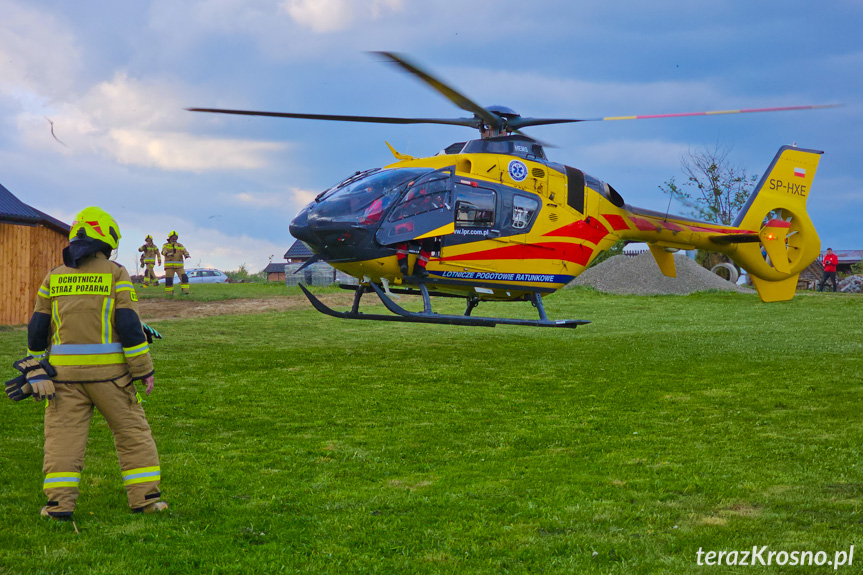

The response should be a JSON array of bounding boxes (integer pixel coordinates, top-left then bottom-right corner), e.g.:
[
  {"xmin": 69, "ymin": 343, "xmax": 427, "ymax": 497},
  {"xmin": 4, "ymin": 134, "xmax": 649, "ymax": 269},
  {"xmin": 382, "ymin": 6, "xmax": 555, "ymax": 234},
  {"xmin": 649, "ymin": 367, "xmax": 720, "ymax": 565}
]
[
  {"xmin": 43, "ymin": 375, "xmax": 161, "ymax": 516},
  {"xmin": 164, "ymin": 265, "xmax": 189, "ymax": 296},
  {"xmin": 142, "ymin": 263, "xmax": 159, "ymax": 286}
]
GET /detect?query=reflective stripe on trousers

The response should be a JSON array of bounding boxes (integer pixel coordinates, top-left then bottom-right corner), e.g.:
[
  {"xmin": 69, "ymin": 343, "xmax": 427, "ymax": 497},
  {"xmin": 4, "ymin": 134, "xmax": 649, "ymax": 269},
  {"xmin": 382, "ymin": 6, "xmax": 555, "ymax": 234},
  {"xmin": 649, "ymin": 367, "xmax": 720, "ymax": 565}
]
[
  {"xmin": 43, "ymin": 472, "xmax": 81, "ymax": 489},
  {"xmin": 122, "ymin": 466, "xmax": 161, "ymax": 486}
]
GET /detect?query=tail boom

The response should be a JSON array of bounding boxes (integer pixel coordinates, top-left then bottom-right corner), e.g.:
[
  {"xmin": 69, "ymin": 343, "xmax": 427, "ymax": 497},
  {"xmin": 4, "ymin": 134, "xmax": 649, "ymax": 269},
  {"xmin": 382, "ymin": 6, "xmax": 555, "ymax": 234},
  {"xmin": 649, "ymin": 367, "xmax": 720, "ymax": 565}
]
[{"xmin": 602, "ymin": 146, "xmax": 823, "ymax": 301}]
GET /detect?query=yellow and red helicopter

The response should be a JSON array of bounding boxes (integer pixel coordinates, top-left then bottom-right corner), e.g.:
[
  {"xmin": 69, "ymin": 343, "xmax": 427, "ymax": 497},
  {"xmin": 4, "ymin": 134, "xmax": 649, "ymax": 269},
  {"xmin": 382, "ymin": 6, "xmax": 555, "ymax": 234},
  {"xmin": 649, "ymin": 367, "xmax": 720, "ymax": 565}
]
[{"xmin": 189, "ymin": 52, "xmax": 833, "ymax": 328}]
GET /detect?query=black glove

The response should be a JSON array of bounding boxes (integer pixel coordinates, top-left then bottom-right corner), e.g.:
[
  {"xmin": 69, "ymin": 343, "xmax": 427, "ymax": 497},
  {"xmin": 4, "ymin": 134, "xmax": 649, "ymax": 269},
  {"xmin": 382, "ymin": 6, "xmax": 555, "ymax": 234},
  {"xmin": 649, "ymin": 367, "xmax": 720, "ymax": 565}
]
[
  {"xmin": 10, "ymin": 356, "xmax": 57, "ymax": 402},
  {"xmin": 142, "ymin": 323, "xmax": 162, "ymax": 344},
  {"xmin": 5, "ymin": 374, "xmax": 31, "ymax": 402}
]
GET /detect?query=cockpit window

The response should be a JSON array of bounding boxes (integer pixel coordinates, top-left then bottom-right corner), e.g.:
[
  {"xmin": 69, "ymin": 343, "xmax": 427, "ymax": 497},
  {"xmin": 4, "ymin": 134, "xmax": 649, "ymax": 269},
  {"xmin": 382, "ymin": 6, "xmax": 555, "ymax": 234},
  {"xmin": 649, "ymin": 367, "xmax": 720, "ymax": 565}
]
[
  {"xmin": 388, "ymin": 175, "xmax": 451, "ymax": 222},
  {"xmin": 316, "ymin": 168, "xmax": 381, "ymax": 202},
  {"xmin": 455, "ymin": 185, "xmax": 496, "ymax": 228},
  {"xmin": 311, "ymin": 168, "xmax": 432, "ymax": 225},
  {"xmin": 512, "ymin": 195, "xmax": 539, "ymax": 230}
]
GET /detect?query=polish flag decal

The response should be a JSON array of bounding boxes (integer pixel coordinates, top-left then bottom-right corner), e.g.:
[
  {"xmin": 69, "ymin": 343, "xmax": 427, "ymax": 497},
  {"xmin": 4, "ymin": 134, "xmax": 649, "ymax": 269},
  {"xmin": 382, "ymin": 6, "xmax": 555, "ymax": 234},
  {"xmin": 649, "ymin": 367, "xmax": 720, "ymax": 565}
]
[{"xmin": 793, "ymin": 167, "xmax": 806, "ymax": 178}]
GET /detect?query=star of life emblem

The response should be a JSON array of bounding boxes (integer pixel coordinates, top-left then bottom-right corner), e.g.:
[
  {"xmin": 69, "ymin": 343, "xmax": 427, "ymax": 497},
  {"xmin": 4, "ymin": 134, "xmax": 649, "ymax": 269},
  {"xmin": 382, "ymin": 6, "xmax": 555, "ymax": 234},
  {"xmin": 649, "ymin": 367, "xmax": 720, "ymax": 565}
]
[{"xmin": 508, "ymin": 160, "xmax": 528, "ymax": 182}]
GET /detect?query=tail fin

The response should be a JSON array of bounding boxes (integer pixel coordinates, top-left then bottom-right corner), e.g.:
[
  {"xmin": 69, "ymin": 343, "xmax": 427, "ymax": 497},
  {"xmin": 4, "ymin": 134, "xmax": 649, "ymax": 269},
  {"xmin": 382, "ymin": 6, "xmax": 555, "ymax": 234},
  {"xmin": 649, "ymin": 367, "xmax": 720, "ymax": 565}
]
[{"xmin": 729, "ymin": 146, "xmax": 823, "ymax": 302}]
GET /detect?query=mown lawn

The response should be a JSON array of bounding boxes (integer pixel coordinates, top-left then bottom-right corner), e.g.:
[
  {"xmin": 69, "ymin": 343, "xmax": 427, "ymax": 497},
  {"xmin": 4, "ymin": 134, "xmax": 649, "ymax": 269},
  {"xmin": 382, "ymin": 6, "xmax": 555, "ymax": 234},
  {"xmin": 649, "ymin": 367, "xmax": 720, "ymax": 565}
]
[
  {"xmin": 0, "ymin": 288, "xmax": 861, "ymax": 574},
  {"xmin": 135, "ymin": 281, "xmax": 318, "ymax": 301}
]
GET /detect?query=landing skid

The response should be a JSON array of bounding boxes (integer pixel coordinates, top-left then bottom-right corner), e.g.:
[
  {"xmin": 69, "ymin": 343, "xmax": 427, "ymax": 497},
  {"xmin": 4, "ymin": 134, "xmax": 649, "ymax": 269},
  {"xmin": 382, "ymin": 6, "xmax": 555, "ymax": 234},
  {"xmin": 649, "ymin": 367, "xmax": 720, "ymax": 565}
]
[{"xmin": 298, "ymin": 283, "xmax": 589, "ymax": 329}]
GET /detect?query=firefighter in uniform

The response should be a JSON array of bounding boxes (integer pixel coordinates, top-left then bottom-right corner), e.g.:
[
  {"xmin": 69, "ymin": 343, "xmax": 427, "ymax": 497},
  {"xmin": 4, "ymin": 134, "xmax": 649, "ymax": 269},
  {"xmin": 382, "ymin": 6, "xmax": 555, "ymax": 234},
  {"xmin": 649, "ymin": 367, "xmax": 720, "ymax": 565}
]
[
  {"xmin": 161, "ymin": 231, "xmax": 190, "ymax": 297},
  {"xmin": 20, "ymin": 206, "xmax": 166, "ymax": 517},
  {"xmin": 138, "ymin": 235, "xmax": 162, "ymax": 287}
]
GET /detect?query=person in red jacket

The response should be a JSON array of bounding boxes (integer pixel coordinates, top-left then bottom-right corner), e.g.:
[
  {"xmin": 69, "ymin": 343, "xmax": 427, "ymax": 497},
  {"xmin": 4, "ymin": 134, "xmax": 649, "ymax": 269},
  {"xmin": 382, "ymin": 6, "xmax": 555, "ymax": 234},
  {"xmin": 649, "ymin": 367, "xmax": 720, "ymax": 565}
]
[{"xmin": 818, "ymin": 248, "xmax": 839, "ymax": 292}]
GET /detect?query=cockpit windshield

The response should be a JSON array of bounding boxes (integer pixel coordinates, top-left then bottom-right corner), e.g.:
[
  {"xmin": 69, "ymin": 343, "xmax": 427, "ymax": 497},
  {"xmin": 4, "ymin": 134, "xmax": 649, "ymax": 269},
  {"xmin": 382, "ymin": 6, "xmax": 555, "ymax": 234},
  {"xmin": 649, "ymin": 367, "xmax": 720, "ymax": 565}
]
[{"xmin": 311, "ymin": 168, "xmax": 433, "ymax": 226}]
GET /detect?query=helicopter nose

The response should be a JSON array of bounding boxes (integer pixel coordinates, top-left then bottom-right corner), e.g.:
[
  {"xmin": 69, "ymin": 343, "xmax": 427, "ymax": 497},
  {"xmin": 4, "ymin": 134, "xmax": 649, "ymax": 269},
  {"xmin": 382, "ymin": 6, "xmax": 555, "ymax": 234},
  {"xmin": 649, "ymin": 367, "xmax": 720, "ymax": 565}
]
[{"xmin": 289, "ymin": 206, "xmax": 317, "ymax": 247}]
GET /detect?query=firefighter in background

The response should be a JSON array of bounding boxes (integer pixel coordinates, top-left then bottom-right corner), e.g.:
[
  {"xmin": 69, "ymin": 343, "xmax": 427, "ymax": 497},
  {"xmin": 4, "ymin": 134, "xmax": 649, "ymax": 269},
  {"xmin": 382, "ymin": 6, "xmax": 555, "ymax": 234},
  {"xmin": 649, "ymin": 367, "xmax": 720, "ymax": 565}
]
[
  {"xmin": 161, "ymin": 231, "xmax": 191, "ymax": 297},
  {"xmin": 138, "ymin": 235, "xmax": 162, "ymax": 287},
  {"xmin": 14, "ymin": 206, "xmax": 166, "ymax": 517}
]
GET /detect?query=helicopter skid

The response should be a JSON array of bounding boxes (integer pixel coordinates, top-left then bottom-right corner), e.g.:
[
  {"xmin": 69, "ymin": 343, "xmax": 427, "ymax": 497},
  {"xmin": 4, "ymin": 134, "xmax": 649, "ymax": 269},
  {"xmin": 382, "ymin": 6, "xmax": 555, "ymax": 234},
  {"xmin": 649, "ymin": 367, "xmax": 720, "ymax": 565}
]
[{"xmin": 298, "ymin": 283, "xmax": 589, "ymax": 329}]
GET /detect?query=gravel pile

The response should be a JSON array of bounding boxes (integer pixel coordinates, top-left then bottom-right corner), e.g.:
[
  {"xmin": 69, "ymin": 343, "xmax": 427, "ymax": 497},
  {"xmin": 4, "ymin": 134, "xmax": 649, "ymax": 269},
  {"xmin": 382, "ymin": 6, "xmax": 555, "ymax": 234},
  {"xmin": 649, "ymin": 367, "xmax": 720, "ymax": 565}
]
[
  {"xmin": 567, "ymin": 252, "xmax": 751, "ymax": 295},
  {"xmin": 838, "ymin": 275, "xmax": 863, "ymax": 293}
]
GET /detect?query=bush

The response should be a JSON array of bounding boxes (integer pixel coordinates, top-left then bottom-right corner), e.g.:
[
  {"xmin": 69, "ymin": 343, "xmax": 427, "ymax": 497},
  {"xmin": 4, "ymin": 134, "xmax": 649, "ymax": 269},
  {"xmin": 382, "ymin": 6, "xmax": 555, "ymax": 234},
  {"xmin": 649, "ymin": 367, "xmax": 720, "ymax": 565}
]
[{"xmin": 224, "ymin": 263, "xmax": 266, "ymax": 283}]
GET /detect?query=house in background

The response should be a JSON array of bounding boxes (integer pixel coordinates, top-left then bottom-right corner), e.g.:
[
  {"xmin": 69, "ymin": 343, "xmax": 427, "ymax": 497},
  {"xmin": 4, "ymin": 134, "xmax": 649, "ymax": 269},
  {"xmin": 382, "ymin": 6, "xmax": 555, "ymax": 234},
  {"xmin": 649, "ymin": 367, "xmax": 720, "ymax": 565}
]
[
  {"xmin": 263, "ymin": 262, "xmax": 287, "ymax": 283},
  {"xmin": 263, "ymin": 240, "xmax": 315, "ymax": 282},
  {"xmin": 284, "ymin": 239, "xmax": 313, "ymax": 263},
  {"xmin": 1, "ymin": 183, "xmax": 70, "ymax": 325}
]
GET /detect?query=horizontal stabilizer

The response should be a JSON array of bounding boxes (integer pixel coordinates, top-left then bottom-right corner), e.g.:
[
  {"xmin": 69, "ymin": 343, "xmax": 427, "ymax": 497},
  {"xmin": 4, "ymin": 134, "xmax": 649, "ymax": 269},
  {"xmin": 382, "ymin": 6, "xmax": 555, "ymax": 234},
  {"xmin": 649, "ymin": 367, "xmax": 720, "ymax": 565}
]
[{"xmin": 709, "ymin": 234, "xmax": 760, "ymax": 245}]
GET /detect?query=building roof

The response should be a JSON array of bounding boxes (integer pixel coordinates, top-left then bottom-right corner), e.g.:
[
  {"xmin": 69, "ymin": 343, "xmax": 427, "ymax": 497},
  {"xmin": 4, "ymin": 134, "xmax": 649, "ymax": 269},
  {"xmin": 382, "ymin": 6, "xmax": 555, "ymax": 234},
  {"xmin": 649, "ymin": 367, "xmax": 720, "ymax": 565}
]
[
  {"xmin": 0, "ymin": 182, "xmax": 70, "ymax": 233},
  {"xmin": 821, "ymin": 249, "xmax": 863, "ymax": 264},
  {"xmin": 263, "ymin": 262, "xmax": 287, "ymax": 274},
  {"xmin": 284, "ymin": 239, "xmax": 314, "ymax": 260}
]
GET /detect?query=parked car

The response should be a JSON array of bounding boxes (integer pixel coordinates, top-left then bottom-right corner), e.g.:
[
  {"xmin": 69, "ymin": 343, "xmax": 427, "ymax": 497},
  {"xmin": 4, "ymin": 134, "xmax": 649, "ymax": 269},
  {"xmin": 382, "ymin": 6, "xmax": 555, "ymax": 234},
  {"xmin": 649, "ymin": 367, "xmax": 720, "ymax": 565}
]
[{"xmin": 185, "ymin": 268, "xmax": 229, "ymax": 284}]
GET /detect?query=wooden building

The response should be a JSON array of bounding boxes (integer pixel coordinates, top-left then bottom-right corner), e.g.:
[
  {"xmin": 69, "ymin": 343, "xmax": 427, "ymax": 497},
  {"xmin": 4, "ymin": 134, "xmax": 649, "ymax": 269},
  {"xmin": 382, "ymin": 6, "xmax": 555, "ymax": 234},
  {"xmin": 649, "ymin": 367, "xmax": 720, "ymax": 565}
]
[
  {"xmin": 263, "ymin": 262, "xmax": 287, "ymax": 283},
  {"xmin": 0, "ymin": 183, "xmax": 70, "ymax": 325}
]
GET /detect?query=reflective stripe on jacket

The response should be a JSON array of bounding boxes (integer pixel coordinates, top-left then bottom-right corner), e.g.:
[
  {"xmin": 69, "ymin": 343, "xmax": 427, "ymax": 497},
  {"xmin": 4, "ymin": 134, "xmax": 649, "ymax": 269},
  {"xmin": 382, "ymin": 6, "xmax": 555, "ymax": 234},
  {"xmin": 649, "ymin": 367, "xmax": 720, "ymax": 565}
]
[
  {"xmin": 139, "ymin": 244, "xmax": 161, "ymax": 264},
  {"xmin": 28, "ymin": 252, "xmax": 154, "ymax": 382},
  {"xmin": 161, "ymin": 242, "xmax": 189, "ymax": 265}
]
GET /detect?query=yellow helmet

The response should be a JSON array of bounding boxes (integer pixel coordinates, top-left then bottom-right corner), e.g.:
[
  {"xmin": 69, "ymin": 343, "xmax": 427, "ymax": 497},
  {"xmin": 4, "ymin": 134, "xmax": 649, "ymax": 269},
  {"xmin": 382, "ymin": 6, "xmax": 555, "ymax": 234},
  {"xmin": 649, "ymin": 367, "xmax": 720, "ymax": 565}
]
[
  {"xmin": 168, "ymin": 230, "xmax": 178, "ymax": 240},
  {"xmin": 69, "ymin": 207, "xmax": 121, "ymax": 249},
  {"xmin": 145, "ymin": 235, "xmax": 153, "ymax": 241}
]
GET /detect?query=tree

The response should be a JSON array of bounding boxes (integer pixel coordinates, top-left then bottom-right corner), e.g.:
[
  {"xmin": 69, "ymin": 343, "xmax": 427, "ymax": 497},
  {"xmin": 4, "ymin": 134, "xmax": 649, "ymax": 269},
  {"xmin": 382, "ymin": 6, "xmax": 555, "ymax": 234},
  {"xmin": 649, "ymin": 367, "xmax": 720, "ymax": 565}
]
[
  {"xmin": 659, "ymin": 144, "xmax": 758, "ymax": 226},
  {"xmin": 660, "ymin": 144, "xmax": 759, "ymax": 278}
]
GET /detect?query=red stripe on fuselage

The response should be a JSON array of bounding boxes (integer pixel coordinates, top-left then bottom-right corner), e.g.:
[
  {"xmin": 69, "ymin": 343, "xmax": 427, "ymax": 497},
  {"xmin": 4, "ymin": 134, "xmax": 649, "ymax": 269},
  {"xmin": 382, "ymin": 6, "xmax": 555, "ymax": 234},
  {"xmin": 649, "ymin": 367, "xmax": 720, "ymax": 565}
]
[
  {"xmin": 439, "ymin": 242, "xmax": 593, "ymax": 266},
  {"xmin": 630, "ymin": 216, "xmax": 659, "ymax": 232},
  {"xmin": 660, "ymin": 220, "xmax": 685, "ymax": 232},
  {"xmin": 543, "ymin": 219, "xmax": 609, "ymax": 245},
  {"xmin": 602, "ymin": 214, "xmax": 630, "ymax": 231}
]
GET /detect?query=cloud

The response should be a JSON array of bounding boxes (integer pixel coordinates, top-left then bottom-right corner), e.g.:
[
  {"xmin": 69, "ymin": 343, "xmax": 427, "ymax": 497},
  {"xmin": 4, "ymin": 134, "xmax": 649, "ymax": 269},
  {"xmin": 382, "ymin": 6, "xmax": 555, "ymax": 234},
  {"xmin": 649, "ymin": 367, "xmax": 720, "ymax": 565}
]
[
  {"xmin": 109, "ymin": 129, "xmax": 284, "ymax": 171},
  {"xmin": 281, "ymin": 0, "xmax": 402, "ymax": 33},
  {"xmin": 12, "ymin": 71, "xmax": 288, "ymax": 171},
  {"xmin": 234, "ymin": 187, "xmax": 316, "ymax": 209},
  {"xmin": 0, "ymin": 3, "xmax": 82, "ymax": 99},
  {"xmin": 118, "ymin": 214, "xmax": 288, "ymax": 273},
  {"xmin": 572, "ymin": 139, "xmax": 690, "ymax": 171},
  {"xmin": 225, "ymin": 188, "xmax": 316, "ymax": 227}
]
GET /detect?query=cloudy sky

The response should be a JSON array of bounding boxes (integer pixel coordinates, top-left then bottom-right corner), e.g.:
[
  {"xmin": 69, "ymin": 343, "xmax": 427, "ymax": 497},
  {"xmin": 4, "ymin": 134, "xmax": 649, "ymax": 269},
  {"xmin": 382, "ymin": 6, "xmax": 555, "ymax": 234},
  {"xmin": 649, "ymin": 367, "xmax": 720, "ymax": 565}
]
[{"xmin": 2, "ymin": 0, "xmax": 860, "ymax": 273}]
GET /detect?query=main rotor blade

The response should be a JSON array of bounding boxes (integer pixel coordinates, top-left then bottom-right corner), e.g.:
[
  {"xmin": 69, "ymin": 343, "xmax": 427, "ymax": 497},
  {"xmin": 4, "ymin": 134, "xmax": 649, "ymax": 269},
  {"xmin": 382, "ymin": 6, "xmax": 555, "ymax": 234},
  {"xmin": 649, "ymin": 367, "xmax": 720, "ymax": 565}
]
[
  {"xmin": 507, "ymin": 117, "xmax": 584, "ymax": 129},
  {"xmin": 579, "ymin": 103, "xmax": 841, "ymax": 123},
  {"xmin": 187, "ymin": 107, "xmax": 480, "ymax": 127},
  {"xmin": 372, "ymin": 51, "xmax": 500, "ymax": 128}
]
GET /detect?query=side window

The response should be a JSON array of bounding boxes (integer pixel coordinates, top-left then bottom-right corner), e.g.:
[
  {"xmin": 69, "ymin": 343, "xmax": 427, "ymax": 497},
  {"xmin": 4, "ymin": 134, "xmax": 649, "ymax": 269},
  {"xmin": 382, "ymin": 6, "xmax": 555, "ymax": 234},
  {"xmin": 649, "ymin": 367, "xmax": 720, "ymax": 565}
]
[
  {"xmin": 512, "ymin": 195, "xmax": 539, "ymax": 230},
  {"xmin": 204, "ymin": 271, "xmax": 216, "ymax": 277},
  {"xmin": 455, "ymin": 186, "xmax": 496, "ymax": 228},
  {"xmin": 388, "ymin": 176, "xmax": 451, "ymax": 222},
  {"xmin": 188, "ymin": 271, "xmax": 199, "ymax": 278}
]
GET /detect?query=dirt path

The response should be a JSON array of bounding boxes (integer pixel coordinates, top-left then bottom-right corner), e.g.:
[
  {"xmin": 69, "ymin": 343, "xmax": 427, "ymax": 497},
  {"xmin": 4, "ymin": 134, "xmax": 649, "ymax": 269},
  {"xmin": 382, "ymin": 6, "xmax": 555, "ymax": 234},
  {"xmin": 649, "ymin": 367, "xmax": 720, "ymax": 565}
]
[{"xmin": 137, "ymin": 293, "xmax": 364, "ymax": 321}]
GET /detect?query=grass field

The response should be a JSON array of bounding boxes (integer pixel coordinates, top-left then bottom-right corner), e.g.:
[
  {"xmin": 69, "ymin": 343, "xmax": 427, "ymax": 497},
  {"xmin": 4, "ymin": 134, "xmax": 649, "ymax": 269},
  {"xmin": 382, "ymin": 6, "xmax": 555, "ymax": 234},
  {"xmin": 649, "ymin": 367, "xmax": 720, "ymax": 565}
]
[{"xmin": 1, "ymin": 286, "xmax": 862, "ymax": 574}]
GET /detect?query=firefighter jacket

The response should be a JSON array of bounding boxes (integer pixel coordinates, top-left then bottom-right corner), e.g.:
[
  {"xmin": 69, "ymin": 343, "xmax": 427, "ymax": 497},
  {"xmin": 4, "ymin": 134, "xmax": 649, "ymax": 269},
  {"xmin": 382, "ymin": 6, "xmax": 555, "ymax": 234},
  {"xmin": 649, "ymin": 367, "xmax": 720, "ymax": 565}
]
[
  {"xmin": 28, "ymin": 252, "xmax": 154, "ymax": 383},
  {"xmin": 161, "ymin": 242, "xmax": 189, "ymax": 269},
  {"xmin": 139, "ymin": 243, "xmax": 161, "ymax": 265}
]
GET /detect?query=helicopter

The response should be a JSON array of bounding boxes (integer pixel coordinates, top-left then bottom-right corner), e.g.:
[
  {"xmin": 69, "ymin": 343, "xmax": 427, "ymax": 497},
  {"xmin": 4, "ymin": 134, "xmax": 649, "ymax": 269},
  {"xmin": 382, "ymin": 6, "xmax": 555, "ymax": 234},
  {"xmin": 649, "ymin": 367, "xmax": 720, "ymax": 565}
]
[{"xmin": 189, "ymin": 52, "xmax": 833, "ymax": 328}]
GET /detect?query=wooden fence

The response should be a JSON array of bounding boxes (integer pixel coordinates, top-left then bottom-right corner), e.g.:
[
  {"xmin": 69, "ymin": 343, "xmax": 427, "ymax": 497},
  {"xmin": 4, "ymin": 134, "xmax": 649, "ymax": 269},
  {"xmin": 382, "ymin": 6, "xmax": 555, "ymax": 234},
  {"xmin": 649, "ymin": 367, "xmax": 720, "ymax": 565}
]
[{"xmin": 0, "ymin": 223, "xmax": 67, "ymax": 325}]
